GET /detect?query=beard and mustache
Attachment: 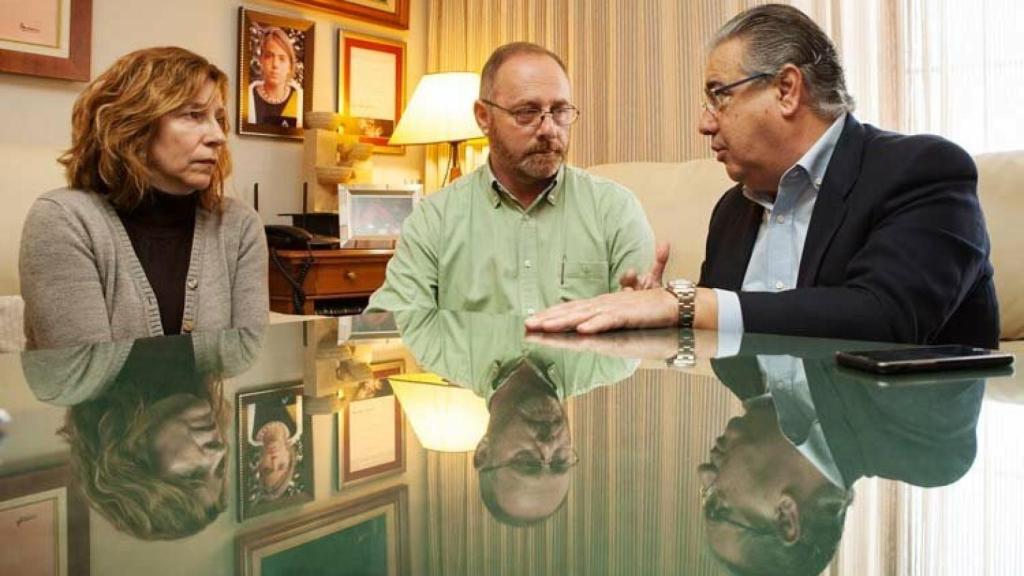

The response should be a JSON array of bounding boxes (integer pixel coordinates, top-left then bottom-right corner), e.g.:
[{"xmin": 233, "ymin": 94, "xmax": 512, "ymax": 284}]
[{"xmin": 490, "ymin": 132, "xmax": 569, "ymax": 181}]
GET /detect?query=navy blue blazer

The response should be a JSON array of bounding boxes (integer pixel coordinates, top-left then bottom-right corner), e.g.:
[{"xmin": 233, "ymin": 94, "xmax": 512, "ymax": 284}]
[{"xmin": 698, "ymin": 115, "xmax": 1000, "ymax": 348}]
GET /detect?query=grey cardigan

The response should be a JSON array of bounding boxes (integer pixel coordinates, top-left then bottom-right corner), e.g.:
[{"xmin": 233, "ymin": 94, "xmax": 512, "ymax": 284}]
[{"xmin": 19, "ymin": 188, "xmax": 269, "ymax": 350}]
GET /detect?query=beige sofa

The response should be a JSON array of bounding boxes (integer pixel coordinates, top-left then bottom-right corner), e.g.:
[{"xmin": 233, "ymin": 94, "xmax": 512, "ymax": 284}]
[{"xmin": 588, "ymin": 150, "xmax": 1024, "ymax": 354}]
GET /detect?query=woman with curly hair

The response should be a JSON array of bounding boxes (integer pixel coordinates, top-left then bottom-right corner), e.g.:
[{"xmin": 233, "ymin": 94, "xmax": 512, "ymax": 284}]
[{"xmin": 19, "ymin": 46, "xmax": 268, "ymax": 350}]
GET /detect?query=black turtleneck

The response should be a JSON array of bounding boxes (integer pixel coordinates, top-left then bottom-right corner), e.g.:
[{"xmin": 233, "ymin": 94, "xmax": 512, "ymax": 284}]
[{"xmin": 117, "ymin": 189, "xmax": 198, "ymax": 335}]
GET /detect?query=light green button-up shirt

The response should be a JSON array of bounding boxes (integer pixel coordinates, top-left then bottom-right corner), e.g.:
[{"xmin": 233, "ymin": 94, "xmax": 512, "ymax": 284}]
[
  {"xmin": 393, "ymin": 310, "xmax": 640, "ymax": 401},
  {"xmin": 367, "ymin": 163, "xmax": 654, "ymax": 315}
]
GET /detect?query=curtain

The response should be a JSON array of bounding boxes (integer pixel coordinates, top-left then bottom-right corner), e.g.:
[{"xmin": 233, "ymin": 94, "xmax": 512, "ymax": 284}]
[{"xmin": 422, "ymin": 0, "xmax": 1023, "ymax": 191}]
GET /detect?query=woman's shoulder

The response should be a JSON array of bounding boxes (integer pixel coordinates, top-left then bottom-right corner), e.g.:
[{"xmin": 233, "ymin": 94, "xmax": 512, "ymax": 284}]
[{"xmin": 30, "ymin": 187, "xmax": 111, "ymax": 222}]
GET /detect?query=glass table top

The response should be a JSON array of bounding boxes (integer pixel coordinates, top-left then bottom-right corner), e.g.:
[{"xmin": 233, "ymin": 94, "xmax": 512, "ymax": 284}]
[{"xmin": 0, "ymin": 311, "xmax": 1020, "ymax": 575}]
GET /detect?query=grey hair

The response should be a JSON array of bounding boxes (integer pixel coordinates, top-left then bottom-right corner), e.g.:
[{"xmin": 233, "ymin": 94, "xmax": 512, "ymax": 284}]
[{"xmin": 710, "ymin": 4, "xmax": 855, "ymax": 119}]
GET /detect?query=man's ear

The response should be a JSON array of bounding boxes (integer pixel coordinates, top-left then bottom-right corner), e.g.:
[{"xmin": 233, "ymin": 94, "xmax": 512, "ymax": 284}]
[
  {"xmin": 775, "ymin": 493, "xmax": 802, "ymax": 545},
  {"xmin": 474, "ymin": 99, "xmax": 491, "ymax": 136},
  {"xmin": 776, "ymin": 64, "xmax": 804, "ymax": 118},
  {"xmin": 473, "ymin": 435, "xmax": 490, "ymax": 469}
]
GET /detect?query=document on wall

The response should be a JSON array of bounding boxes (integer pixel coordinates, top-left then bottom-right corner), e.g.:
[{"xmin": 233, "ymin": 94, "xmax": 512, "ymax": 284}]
[
  {"xmin": 348, "ymin": 46, "xmax": 397, "ymax": 122},
  {"xmin": 347, "ymin": 395, "xmax": 398, "ymax": 472}
]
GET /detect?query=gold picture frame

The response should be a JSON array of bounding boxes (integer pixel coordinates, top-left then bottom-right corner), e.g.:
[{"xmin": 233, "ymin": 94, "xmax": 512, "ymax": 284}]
[
  {"xmin": 237, "ymin": 8, "xmax": 315, "ymax": 139},
  {"xmin": 236, "ymin": 485, "xmax": 410, "ymax": 576},
  {"xmin": 280, "ymin": 0, "xmax": 409, "ymax": 30},
  {"xmin": 236, "ymin": 383, "xmax": 314, "ymax": 521}
]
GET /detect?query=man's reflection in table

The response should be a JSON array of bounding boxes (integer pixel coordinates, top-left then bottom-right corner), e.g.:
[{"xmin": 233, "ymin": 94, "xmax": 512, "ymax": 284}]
[
  {"xmin": 23, "ymin": 329, "xmax": 262, "ymax": 540},
  {"xmin": 698, "ymin": 393, "xmax": 851, "ymax": 575},
  {"xmin": 394, "ymin": 310, "xmax": 633, "ymax": 526},
  {"xmin": 701, "ymin": 344, "xmax": 984, "ymax": 575},
  {"xmin": 473, "ymin": 357, "xmax": 578, "ymax": 526}
]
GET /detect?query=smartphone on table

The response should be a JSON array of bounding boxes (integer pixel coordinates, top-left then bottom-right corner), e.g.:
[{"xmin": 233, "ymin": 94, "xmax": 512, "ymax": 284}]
[{"xmin": 835, "ymin": 344, "xmax": 1014, "ymax": 374}]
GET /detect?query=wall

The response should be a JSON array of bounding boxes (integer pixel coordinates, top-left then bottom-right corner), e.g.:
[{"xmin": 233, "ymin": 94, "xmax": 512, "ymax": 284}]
[{"xmin": 0, "ymin": 0, "xmax": 428, "ymax": 294}]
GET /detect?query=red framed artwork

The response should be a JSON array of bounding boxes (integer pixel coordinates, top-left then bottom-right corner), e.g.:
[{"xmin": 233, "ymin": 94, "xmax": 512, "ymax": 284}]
[
  {"xmin": 280, "ymin": 0, "xmax": 409, "ymax": 30},
  {"xmin": 339, "ymin": 31, "xmax": 406, "ymax": 155},
  {"xmin": 0, "ymin": 0, "xmax": 91, "ymax": 81},
  {"xmin": 338, "ymin": 360, "xmax": 406, "ymax": 487}
]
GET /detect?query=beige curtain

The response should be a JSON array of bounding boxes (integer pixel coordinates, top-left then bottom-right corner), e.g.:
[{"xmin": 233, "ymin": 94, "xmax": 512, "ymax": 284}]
[
  {"xmin": 421, "ymin": 0, "xmax": 781, "ymax": 191},
  {"xmin": 422, "ymin": 0, "xmax": 1022, "ymax": 192}
]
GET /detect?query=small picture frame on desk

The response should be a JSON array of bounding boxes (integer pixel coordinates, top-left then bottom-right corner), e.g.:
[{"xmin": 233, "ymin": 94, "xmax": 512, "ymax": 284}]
[{"xmin": 340, "ymin": 184, "xmax": 421, "ymax": 243}]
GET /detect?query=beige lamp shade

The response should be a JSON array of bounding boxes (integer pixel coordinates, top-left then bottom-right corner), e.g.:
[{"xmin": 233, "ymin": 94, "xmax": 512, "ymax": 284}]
[
  {"xmin": 388, "ymin": 72, "xmax": 485, "ymax": 146},
  {"xmin": 389, "ymin": 375, "xmax": 490, "ymax": 452}
]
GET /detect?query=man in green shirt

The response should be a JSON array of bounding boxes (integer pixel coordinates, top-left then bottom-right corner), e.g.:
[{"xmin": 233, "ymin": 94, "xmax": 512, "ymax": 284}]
[{"xmin": 367, "ymin": 42, "xmax": 654, "ymax": 315}]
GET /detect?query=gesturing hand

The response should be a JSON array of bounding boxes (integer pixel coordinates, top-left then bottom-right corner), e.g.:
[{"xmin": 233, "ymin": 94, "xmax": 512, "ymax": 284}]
[{"xmin": 619, "ymin": 242, "xmax": 670, "ymax": 291}]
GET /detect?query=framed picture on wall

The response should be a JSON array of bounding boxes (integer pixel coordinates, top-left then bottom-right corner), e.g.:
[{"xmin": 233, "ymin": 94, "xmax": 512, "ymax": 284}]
[
  {"xmin": 278, "ymin": 0, "xmax": 409, "ymax": 30},
  {"xmin": 338, "ymin": 31, "xmax": 406, "ymax": 155},
  {"xmin": 0, "ymin": 0, "xmax": 91, "ymax": 81},
  {"xmin": 0, "ymin": 464, "xmax": 89, "ymax": 575},
  {"xmin": 237, "ymin": 8, "xmax": 315, "ymax": 139},
  {"xmin": 338, "ymin": 361, "xmax": 406, "ymax": 488},
  {"xmin": 236, "ymin": 383, "xmax": 314, "ymax": 521},
  {"xmin": 236, "ymin": 485, "xmax": 409, "ymax": 576}
]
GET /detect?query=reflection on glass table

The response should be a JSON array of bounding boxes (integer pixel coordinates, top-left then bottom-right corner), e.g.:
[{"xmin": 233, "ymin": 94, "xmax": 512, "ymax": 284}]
[{"xmin": 0, "ymin": 312, "xmax": 1019, "ymax": 575}]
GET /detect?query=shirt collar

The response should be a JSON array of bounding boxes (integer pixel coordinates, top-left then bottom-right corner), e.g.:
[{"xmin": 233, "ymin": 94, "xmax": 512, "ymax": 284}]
[
  {"xmin": 485, "ymin": 160, "xmax": 565, "ymax": 209},
  {"xmin": 743, "ymin": 112, "xmax": 847, "ymax": 206}
]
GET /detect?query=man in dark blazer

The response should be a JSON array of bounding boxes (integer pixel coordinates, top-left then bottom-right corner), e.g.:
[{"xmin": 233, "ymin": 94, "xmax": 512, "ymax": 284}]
[{"xmin": 526, "ymin": 4, "xmax": 999, "ymax": 348}]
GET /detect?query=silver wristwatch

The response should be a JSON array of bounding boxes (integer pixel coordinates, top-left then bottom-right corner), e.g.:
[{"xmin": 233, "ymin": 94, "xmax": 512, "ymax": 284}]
[{"xmin": 666, "ymin": 279, "xmax": 696, "ymax": 329}]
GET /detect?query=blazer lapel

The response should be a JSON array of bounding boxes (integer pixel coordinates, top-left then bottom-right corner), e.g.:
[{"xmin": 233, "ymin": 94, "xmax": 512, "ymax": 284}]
[
  {"xmin": 717, "ymin": 187, "xmax": 763, "ymax": 290},
  {"xmin": 797, "ymin": 115, "xmax": 865, "ymax": 286}
]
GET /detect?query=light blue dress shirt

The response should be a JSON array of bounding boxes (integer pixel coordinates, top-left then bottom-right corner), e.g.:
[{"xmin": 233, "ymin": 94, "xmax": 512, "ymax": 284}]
[{"xmin": 715, "ymin": 113, "xmax": 848, "ymax": 336}]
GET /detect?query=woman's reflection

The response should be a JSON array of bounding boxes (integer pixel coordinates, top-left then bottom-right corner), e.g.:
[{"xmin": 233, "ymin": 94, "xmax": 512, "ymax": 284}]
[{"xmin": 23, "ymin": 329, "xmax": 262, "ymax": 539}]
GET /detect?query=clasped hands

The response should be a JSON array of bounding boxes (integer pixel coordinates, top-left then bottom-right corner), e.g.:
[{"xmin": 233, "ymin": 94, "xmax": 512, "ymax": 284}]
[{"xmin": 525, "ymin": 243, "xmax": 718, "ymax": 333}]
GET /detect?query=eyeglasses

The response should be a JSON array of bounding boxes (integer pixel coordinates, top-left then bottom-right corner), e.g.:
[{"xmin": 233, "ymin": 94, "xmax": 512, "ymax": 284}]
[
  {"xmin": 703, "ymin": 72, "xmax": 773, "ymax": 116},
  {"xmin": 481, "ymin": 99, "xmax": 580, "ymax": 127},
  {"xmin": 478, "ymin": 447, "xmax": 580, "ymax": 475}
]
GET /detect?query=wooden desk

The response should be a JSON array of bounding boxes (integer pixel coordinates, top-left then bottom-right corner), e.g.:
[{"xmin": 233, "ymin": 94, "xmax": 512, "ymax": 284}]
[{"xmin": 268, "ymin": 247, "xmax": 394, "ymax": 315}]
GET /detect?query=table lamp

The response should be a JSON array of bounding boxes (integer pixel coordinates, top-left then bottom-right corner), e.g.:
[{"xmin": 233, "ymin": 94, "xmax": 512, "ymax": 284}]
[
  {"xmin": 388, "ymin": 374, "xmax": 489, "ymax": 452},
  {"xmin": 388, "ymin": 72, "xmax": 485, "ymax": 186}
]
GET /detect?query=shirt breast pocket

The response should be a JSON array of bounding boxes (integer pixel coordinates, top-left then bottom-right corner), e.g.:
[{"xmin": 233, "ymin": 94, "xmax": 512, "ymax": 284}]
[{"xmin": 559, "ymin": 260, "xmax": 610, "ymax": 301}]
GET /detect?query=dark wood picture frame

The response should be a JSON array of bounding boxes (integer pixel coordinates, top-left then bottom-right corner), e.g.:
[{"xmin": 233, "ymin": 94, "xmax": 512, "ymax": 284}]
[
  {"xmin": 339, "ymin": 361, "xmax": 406, "ymax": 488},
  {"xmin": 236, "ymin": 485, "xmax": 410, "ymax": 576},
  {"xmin": 0, "ymin": 464, "xmax": 90, "ymax": 575},
  {"xmin": 280, "ymin": 0, "xmax": 409, "ymax": 30},
  {"xmin": 0, "ymin": 0, "xmax": 92, "ymax": 81},
  {"xmin": 236, "ymin": 383, "xmax": 315, "ymax": 521},
  {"xmin": 237, "ymin": 8, "xmax": 315, "ymax": 139}
]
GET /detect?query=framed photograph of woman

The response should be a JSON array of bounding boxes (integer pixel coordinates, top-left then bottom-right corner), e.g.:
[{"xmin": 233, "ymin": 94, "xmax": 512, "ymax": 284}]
[
  {"xmin": 237, "ymin": 8, "xmax": 315, "ymax": 139},
  {"xmin": 237, "ymin": 383, "xmax": 314, "ymax": 521},
  {"xmin": 338, "ymin": 31, "xmax": 406, "ymax": 155}
]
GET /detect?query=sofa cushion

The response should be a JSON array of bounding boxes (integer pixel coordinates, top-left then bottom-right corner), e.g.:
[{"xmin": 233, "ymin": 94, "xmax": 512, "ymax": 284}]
[
  {"xmin": 587, "ymin": 160, "xmax": 733, "ymax": 281},
  {"xmin": 976, "ymin": 151, "xmax": 1024, "ymax": 340}
]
